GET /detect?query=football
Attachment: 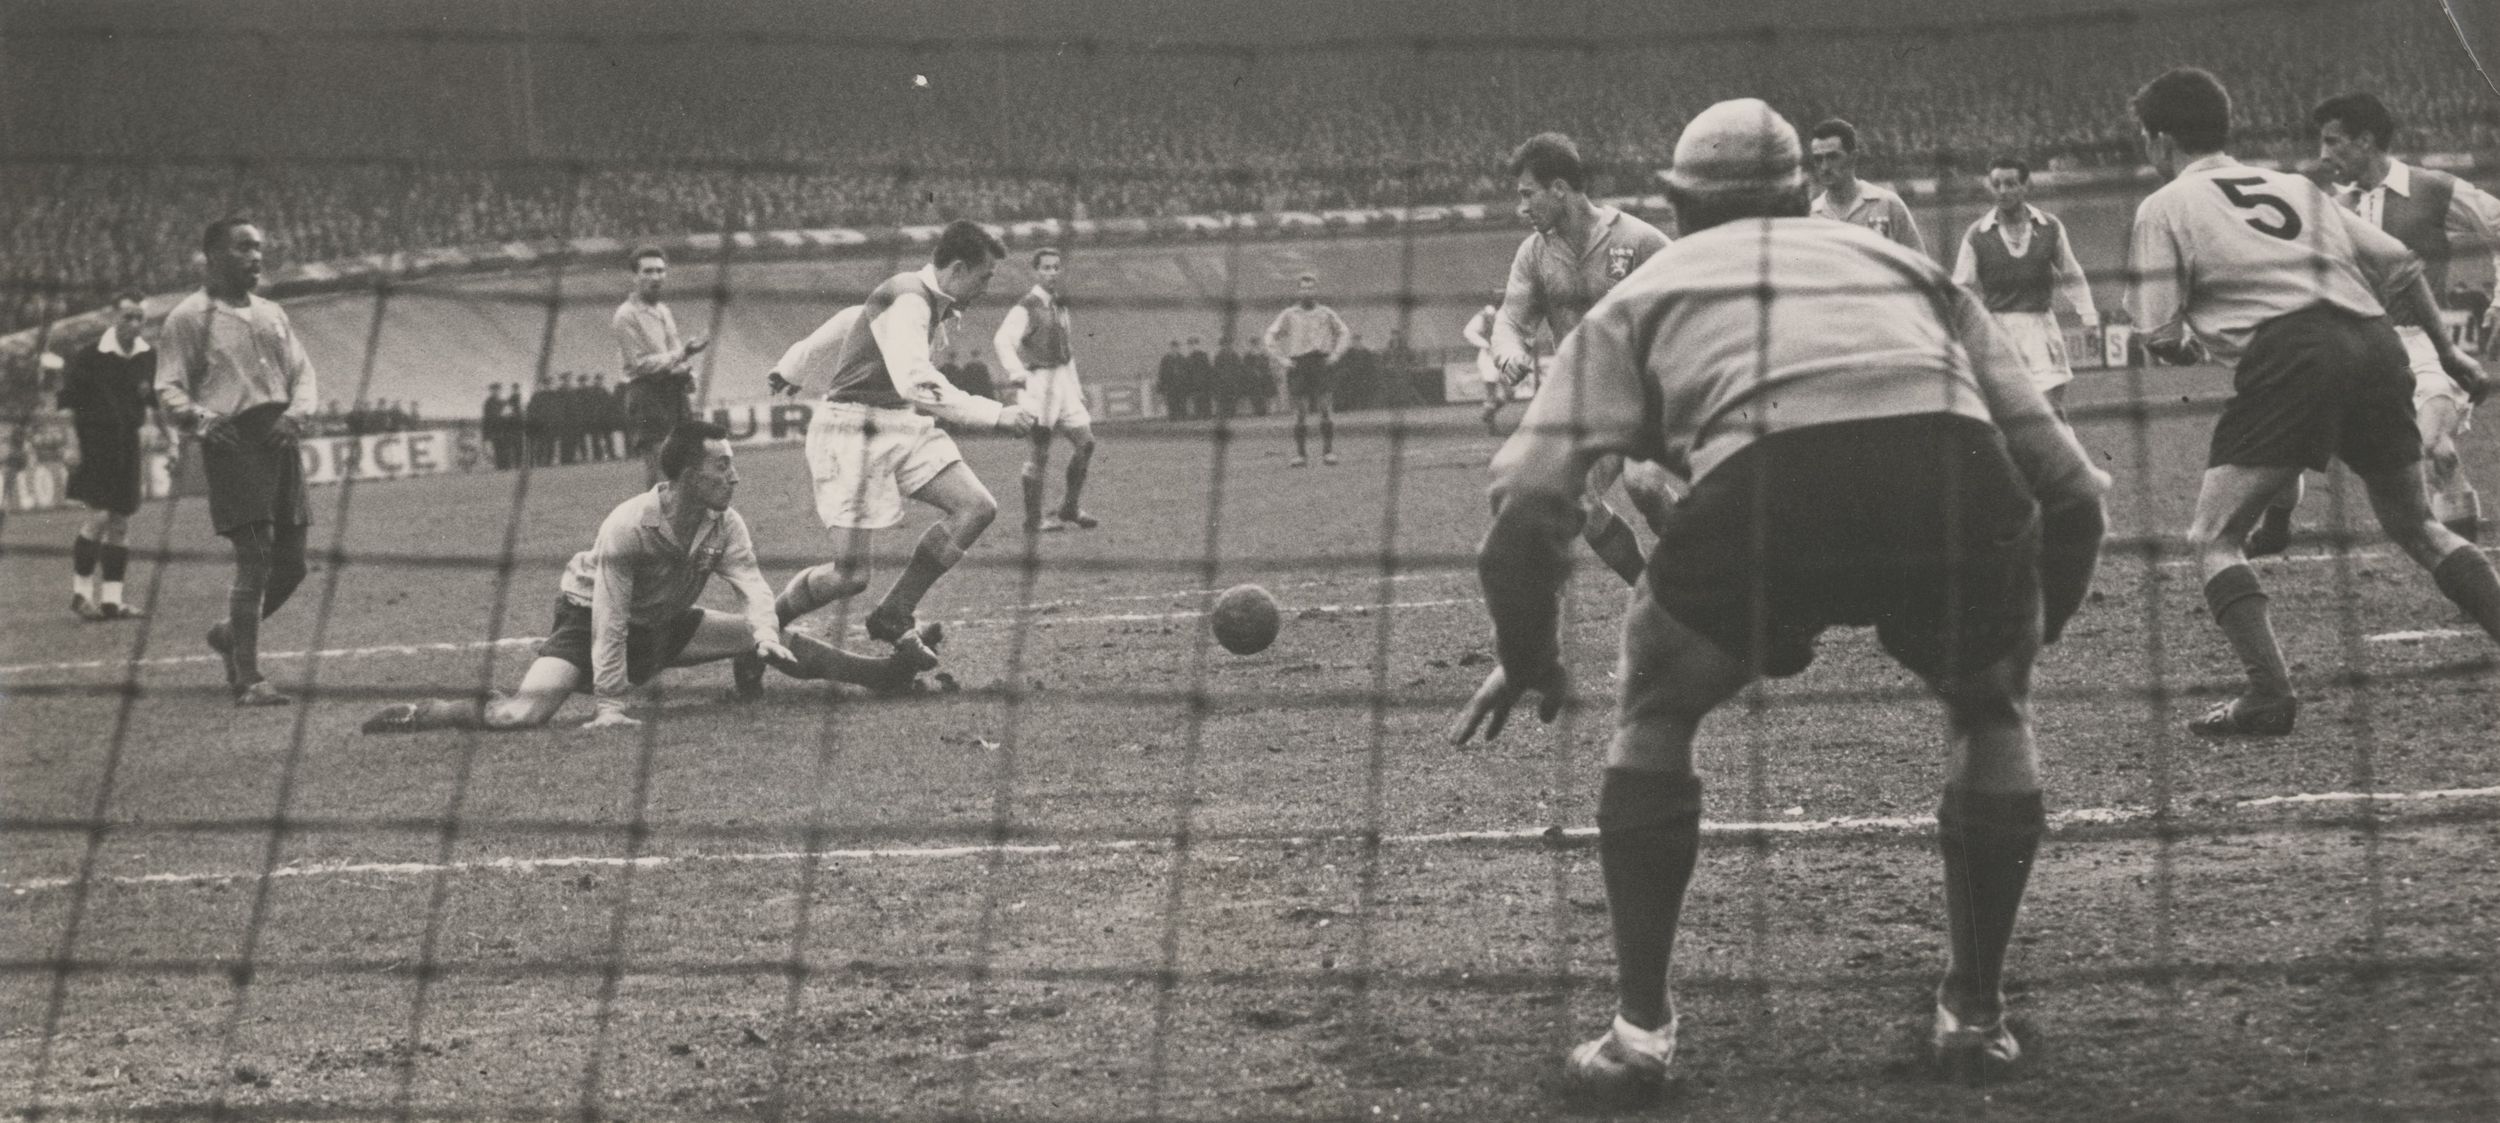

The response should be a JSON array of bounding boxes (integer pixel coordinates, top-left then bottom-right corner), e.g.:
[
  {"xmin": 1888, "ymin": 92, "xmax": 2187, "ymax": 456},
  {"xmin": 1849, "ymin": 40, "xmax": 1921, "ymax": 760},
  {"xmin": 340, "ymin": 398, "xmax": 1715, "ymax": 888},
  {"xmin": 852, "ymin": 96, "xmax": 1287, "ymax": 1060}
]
[{"xmin": 1209, "ymin": 584, "xmax": 1282, "ymax": 655}]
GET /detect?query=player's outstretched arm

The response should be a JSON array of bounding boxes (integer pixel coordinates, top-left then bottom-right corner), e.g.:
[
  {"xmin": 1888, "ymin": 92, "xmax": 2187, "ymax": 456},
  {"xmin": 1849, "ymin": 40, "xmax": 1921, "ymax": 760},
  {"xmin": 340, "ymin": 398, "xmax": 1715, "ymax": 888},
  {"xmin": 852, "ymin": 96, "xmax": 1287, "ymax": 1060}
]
[{"xmin": 871, "ymin": 293, "xmax": 1013, "ymax": 430}]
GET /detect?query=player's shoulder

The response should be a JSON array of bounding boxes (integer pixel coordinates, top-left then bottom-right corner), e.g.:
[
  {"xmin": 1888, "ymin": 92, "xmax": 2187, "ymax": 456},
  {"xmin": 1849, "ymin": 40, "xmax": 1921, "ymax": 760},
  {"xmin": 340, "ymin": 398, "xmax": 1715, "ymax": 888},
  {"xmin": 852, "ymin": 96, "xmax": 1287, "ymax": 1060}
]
[
  {"xmin": 162, "ymin": 289, "xmax": 213, "ymax": 324},
  {"xmin": 1613, "ymin": 208, "xmax": 1672, "ymax": 246},
  {"xmin": 247, "ymin": 292, "xmax": 295, "ymax": 323},
  {"xmin": 598, "ymin": 488, "xmax": 661, "ymax": 537}
]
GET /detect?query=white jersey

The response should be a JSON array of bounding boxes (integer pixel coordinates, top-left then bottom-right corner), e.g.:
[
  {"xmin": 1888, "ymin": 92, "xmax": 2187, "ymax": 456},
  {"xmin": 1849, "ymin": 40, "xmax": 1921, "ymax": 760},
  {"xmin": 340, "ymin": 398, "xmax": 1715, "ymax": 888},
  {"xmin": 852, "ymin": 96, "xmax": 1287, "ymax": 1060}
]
[{"xmin": 772, "ymin": 305, "xmax": 864, "ymax": 399}]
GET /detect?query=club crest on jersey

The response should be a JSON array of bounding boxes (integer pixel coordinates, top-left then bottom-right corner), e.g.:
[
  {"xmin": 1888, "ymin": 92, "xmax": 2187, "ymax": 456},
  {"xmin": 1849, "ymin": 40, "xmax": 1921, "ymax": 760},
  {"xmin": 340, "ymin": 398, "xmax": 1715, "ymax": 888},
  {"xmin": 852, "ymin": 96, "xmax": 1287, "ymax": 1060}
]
[{"xmin": 1606, "ymin": 247, "xmax": 1637, "ymax": 280}]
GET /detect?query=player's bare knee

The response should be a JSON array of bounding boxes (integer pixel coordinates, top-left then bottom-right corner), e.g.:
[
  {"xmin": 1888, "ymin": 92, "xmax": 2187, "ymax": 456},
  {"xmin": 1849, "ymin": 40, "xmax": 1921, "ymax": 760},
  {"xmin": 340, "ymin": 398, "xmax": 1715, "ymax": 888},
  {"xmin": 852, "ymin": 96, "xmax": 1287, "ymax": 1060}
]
[{"xmin": 941, "ymin": 497, "xmax": 998, "ymax": 544}]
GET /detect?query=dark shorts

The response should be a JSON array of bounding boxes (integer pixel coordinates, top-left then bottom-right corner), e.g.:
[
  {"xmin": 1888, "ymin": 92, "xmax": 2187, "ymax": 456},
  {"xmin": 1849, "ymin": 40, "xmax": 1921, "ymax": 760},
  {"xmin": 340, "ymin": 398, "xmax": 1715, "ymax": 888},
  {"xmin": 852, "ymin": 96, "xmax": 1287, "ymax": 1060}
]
[
  {"xmin": 535, "ymin": 597, "xmax": 707, "ymax": 689},
  {"xmin": 67, "ymin": 424, "xmax": 144, "ymax": 515},
  {"xmin": 201, "ymin": 405, "xmax": 310, "ymax": 535},
  {"xmin": 2209, "ymin": 304, "xmax": 2418, "ymax": 474},
  {"xmin": 1644, "ymin": 413, "xmax": 2041, "ymax": 680},
  {"xmin": 1285, "ymin": 354, "xmax": 1335, "ymax": 400}
]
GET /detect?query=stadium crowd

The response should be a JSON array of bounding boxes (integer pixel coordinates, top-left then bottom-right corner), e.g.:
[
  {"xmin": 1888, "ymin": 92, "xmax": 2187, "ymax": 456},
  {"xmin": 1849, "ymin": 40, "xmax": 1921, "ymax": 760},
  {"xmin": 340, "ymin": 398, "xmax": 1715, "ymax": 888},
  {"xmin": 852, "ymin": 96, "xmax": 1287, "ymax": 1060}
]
[{"xmin": 4, "ymin": 0, "xmax": 2489, "ymax": 335}]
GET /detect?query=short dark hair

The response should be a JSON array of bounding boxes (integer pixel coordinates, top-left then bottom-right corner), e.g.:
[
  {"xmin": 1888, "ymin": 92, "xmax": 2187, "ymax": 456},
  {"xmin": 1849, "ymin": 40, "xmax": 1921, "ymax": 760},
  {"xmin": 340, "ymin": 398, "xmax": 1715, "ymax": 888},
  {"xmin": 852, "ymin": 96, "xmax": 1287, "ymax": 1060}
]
[
  {"xmin": 111, "ymin": 288, "xmax": 146, "ymax": 308},
  {"xmin": 2132, "ymin": 67, "xmax": 2231, "ymax": 154},
  {"xmin": 1809, "ymin": 119, "xmax": 1859, "ymax": 153},
  {"xmin": 1665, "ymin": 182, "xmax": 1812, "ymax": 234},
  {"xmin": 1031, "ymin": 246, "xmax": 1062, "ymax": 268},
  {"xmin": 2313, "ymin": 92, "xmax": 2395, "ymax": 150},
  {"xmin": 933, "ymin": 220, "xmax": 1007, "ymax": 270},
  {"xmin": 201, "ymin": 216, "xmax": 254, "ymax": 256},
  {"xmin": 1507, "ymin": 132, "xmax": 1587, "ymax": 192},
  {"xmin": 657, "ymin": 420, "xmax": 731, "ymax": 481},
  {"xmin": 1988, "ymin": 157, "xmax": 2031, "ymax": 181},
  {"xmin": 630, "ymin": 246, "xmax": 666, "ymax": 270}
]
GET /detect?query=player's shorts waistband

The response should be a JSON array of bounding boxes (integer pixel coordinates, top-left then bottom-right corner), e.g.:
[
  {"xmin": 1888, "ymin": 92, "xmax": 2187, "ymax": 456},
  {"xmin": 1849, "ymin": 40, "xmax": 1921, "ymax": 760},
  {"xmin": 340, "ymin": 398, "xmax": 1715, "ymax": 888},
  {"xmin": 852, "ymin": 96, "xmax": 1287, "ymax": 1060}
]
[
  {"xmin": 810, "ymin": 399, "xmax": 933, "ymax": 431},
  {"xmin": 2252, "ymin": 301, "xmax": 2386, "ymax": 340}
]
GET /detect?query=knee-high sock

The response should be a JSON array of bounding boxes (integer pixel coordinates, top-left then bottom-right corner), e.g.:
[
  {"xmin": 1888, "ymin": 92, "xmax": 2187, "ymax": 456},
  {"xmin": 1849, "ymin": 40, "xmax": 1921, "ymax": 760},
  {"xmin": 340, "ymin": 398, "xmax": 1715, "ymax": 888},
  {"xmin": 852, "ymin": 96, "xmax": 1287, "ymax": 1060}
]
[
  {"xmin": 1062, "ymin": 444, "xmax": 1093, "ymax": 515},
  {"xmin": 2204, "ymin": 564, "xmax": 2290, "ymax": 697},
  {"xmin": 2432, "ymin": 544, "xmax": 2500, "ymax": 643},
  {"xmin": 228, "ymin": 530, "xmax": 274, "ymax": 686},
  {"xmin": 874, "ymin": 523, "xmax": 965, "ymax": 624},
  {"xmin": 1598, "ymin": 768, "xmax": 1704, "ymax": 1032},
  {"xmin": 2430, "ymin": 473, "xmax": 2480, "ymax": 529},
  {"xmin": 776, "ymin": 563, "xmax": 862, "ymax": 627},
  {"xmin": 1294, "ymin": 414, "xmax": 1309, "ymax": 458},
  {"xmin": 262, "ymin": 523, "xmax": 310, "ymax": 619},
  {"xmin": 71, "ymin": 534, "xmax": 98, "ymax": 597},
  {"xmin": 1319, "ymin": 413, "xmax": 1334, "ymax": 454},
  {"xmin": 409, "ymin": 697, "xmax": 487, "ymax": 730},
  {"xmin": 99, "ymin": 544, "xmax": 131, "ymax": 606},
  {"xmin": 1021, "ymin": 469, "xmax": 1046, "ymax": 528},
  {"xmin": 778, "ymin": 632, "xmax": 904, "ymax": 685},
  {"xmin": 1585, "ymin": 512, "xmax": 1647, "ymax": 587},
  {"xmin": 1935, "ymin": 786, "xmax": 2046, "ymax": 1019}
]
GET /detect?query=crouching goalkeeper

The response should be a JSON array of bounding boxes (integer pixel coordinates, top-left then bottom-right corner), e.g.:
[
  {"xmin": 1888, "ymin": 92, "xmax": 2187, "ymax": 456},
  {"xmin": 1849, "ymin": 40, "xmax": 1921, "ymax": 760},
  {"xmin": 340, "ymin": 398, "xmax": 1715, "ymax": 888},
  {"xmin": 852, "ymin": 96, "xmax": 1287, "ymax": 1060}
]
[{"xmin": 363, "ymin": 422, "xmax": 931, "ymax": 734}]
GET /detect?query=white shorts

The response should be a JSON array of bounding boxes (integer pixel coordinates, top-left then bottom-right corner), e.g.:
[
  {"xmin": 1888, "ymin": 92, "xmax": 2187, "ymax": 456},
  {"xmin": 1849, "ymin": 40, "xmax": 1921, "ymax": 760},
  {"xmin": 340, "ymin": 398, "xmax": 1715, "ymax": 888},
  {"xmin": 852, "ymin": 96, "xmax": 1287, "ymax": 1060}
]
[
  {"xmin": 2401, "ymin": 325, "xmax": 2472, "ymax": 430},
  {"xmin": 804, "ymin": 401, "xmax": 963, "ymax": 531},
  {"xmin": 1017, "ymin": 364, "xmax": 1093, "ymax": 431},
  {"xmin": 1991, "ymin": 311, "xmax": 2074, "ymax": 394}
]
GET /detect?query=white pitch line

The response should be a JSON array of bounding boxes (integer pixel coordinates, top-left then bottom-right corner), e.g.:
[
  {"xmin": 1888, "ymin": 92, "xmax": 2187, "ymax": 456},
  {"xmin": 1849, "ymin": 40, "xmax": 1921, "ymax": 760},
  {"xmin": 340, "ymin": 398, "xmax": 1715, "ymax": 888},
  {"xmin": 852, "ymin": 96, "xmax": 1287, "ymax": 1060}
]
[
  {"xmin": 2365, "ymin": 628, "xmax": 2473, "ymax": 643},
  {"xmin": 9, "ymin": 786, "xmax": 2494, "ymax": 896},
  {"xmin": 0, "ymin": 599, "xmax": 1486, "ymax": 679}
]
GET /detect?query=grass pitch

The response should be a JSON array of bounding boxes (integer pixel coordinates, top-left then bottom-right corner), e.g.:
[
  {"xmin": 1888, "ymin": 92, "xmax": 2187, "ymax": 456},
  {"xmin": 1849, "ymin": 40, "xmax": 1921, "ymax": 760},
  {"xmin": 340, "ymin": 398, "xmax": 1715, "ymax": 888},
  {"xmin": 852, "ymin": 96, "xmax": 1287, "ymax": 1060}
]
[{"xmin": 4, "ymin": 368, "xmax": 2498, "ymax": 1121}]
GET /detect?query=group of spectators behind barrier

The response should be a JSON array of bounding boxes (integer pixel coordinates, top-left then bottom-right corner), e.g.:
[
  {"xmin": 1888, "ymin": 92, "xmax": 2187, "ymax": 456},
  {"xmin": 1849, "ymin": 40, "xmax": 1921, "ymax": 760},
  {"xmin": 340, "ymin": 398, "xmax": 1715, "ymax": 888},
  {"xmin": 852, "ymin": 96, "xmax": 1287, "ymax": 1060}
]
[
  {"xmin": 7, "ymin": 0, "xmax": 2495, "ymax": 331},
  {"xmin": 1150, "ymin": 335, "xmax": 1445, "ymax": 419}
]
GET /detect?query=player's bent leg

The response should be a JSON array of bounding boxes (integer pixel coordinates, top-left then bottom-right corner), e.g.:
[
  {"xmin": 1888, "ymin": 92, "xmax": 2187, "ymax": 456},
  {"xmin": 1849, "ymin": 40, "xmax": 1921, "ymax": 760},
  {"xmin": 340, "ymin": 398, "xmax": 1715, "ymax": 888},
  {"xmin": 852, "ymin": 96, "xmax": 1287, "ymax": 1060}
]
[
  {"xmin": 868, "ymin": 463, "xmax": 995, "ymax": 642},
  {"xmin": 487, "ymin": 657, "xmax": 583, "ymax": 728},
  {"xmin": 2358, "ymin": 462, "xmax": 2500, "ymax": 644},
  {"xmin": 778, "ymin": 527, "xmax": 876, "ymax": 627},
  {"xmin": 1917, "ymin": 642, "xmax": 2047, "ymax": 1074},
  {"xmin": 364, "ymin": 656, "xmax": 580, "ymax": 733},
  {"xmin": 1316, "ymin": 392, "xmax": 1337, "ymax": 463},
  {"xmin": 1570, "ymin": 595, "xmax": 1754, "ymax": 1095},
  {"xmin": 2185, "ymin": 465, "xmax": 2306, "ymax": 735},
  {"xmin": 669, "ymin": 608, "xmax": 770, "ymax": 668}
]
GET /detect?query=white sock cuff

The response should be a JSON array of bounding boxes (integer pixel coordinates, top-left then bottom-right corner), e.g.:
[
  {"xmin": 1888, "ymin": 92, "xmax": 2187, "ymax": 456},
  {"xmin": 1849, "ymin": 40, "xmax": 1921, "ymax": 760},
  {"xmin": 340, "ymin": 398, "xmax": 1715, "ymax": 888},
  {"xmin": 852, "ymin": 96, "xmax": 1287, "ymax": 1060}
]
[
  {"xmin": 1612, "ymin": 1013, "xmax": 1677, "ymax": 1057},
  {"xmin": 100, "ymin": 581, "xmax": 125, "ymax": 605}
]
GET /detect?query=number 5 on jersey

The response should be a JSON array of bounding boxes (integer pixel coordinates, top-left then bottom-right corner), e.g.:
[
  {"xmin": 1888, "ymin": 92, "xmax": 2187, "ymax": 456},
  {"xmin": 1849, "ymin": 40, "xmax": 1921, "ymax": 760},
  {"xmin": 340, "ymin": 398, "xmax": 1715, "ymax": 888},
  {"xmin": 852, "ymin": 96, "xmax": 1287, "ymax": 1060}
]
[{"xmin": 2213, "ymin": 176, "xmax": 2304, "ymax": 240}]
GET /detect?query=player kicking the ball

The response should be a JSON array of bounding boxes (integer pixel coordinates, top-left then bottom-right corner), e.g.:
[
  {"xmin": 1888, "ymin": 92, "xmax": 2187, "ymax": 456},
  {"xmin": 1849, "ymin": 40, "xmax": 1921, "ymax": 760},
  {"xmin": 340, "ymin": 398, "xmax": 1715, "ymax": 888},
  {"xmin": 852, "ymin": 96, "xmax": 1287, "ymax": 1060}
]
[
  {"xmin": 1456, "ymin": 99, "xmax": 2109, "ymax": 1096},
  {"xmin": 361, "ymin": 422, "xmax": 930, "ymax": 734},
  {"xmin": 760, "ymin": 220, "xmax": 1034, "ymax": 685}
]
